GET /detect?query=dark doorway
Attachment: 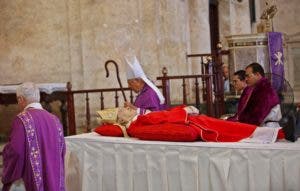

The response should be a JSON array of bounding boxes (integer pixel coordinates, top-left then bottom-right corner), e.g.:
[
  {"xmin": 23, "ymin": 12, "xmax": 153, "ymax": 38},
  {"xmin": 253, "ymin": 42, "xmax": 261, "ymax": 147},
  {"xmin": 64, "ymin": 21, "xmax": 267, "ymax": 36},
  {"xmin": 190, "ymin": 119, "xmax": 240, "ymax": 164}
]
[
  {"xmin": 249, "ymin": 0, "xmax": 256, "ymax": 24},
  {"xmin": 209, "ymin": 0, "xmax": 219, "ymax": 54}
]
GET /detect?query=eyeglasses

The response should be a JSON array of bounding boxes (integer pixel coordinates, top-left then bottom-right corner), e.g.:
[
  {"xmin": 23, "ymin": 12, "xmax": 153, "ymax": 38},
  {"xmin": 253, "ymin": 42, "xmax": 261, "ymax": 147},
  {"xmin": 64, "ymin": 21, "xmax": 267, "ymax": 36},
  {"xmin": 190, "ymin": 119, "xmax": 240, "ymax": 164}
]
[
  {"xmin": 245, "ymin": 73, "xmax": 254, "ymax": 78},
  {"xmin": 232, "ymin": 80, "xmax": 238, "ymax": 84}
]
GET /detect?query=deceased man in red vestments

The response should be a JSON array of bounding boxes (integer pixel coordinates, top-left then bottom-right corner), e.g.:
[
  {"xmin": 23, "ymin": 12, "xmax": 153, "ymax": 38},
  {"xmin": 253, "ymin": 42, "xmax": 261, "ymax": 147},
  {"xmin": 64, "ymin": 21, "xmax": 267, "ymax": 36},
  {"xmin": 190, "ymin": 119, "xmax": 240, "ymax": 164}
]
[{"xmin": 96, "ymin": 105, "xmax": 297, "ymax": 143}]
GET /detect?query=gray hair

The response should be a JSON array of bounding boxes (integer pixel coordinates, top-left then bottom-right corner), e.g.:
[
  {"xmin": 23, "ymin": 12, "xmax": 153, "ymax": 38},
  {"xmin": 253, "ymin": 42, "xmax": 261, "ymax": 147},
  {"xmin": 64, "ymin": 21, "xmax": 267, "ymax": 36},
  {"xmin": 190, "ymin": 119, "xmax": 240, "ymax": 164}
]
[{"xmin": 16, "ymin": 82, "xmax": 40, "ymax": 103}]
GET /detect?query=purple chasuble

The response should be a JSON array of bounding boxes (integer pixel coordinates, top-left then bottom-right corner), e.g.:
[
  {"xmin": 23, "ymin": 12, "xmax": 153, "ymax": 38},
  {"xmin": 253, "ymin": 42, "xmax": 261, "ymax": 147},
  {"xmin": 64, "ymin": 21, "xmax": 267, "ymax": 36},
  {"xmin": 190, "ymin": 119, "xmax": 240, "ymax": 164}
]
[
  {"xmin": 227, "ymin": 86, "xmax": 253, "ymax": 122},
  {"xmin": 134, "ymin": 84, "xmax": 166, "ymax": 114},
  {"xmin": 238, "ymin": 77, "xmax": 280, "ymax": 126},
  {"xmin": 1, "ymin": 109, "xmax": 66, "ymax": 191}
]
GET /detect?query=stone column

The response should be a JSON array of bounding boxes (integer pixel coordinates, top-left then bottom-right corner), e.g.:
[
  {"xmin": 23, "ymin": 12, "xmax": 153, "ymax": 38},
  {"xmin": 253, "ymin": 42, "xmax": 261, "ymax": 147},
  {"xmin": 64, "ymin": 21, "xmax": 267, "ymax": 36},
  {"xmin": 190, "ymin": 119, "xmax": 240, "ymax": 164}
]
[
  {"xmin": 219, "ymin": 0, "xmax": 251, "ymax": 47},
  {"xmin": 287, "ymin": 33, "xmax": 300, "ymax": 103},
  {"xmin": 67, "ymin": 0, "xmax": 84, "ymax": 89},
  {"xmin": 226, "ymin": 33, "xmax": 289, "ymax": 80},
  {"xmin": 226, "ymin": 33, "xmax": 269, "ymax": 78},
  {"xmin": 188, "ymin": 0, "xmax": 211, "ymax": 74},
  {"xmin": 143, "ymin": 0, "xmax": 189, "ymax": 77}
]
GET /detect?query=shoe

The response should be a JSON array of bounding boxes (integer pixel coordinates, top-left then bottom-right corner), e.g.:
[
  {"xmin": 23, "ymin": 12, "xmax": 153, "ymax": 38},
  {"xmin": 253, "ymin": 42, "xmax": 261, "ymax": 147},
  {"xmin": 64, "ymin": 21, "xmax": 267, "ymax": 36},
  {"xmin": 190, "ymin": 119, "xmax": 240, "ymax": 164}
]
[{"xmin": 280, "ymin": 111, "xmax": 298, "ymax": 142}]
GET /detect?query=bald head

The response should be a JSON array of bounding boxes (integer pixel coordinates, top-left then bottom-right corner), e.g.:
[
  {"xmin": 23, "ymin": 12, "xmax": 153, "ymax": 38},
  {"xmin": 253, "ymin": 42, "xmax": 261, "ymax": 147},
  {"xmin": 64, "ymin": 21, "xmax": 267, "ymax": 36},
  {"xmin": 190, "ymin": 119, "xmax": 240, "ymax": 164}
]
[{"xmin": 222, "ymin": 65, "xmax": 229, "ymax": 80}]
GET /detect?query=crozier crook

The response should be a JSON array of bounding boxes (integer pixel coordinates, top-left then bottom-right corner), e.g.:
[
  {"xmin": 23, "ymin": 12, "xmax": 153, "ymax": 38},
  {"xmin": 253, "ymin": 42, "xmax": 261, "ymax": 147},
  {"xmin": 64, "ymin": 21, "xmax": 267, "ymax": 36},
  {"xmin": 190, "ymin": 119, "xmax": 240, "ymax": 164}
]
[{"xmin": 105, "ymin": 60, "xmax": 127, "ymax": 101}]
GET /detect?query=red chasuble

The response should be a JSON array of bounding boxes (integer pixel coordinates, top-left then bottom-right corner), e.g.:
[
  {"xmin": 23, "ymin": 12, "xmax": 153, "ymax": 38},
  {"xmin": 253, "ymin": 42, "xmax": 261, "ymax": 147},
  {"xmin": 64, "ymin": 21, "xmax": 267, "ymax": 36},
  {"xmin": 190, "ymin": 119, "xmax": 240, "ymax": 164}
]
[{"xmin": 128, "ymin": 106, "xmax": 285, "ymax": 142}]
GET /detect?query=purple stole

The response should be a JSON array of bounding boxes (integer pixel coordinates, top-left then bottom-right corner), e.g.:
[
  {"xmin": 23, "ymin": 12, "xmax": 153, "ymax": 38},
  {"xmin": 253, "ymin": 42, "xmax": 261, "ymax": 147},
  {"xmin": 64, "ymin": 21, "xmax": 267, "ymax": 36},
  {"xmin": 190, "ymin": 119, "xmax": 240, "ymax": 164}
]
[
  {"xmin": 18, "ymin": 111, "xmax": 64, "ymax": 191},
  {"xmin": 227, "ymin": 87, "xmax": 254, "ymax": 122},
  {"xmin": 268, "ymin": 32, "xmax": 284, "ymax": 91},
  {"xmin": 236, "ymin": 86, "xmax": 254, "ymax": 120}
]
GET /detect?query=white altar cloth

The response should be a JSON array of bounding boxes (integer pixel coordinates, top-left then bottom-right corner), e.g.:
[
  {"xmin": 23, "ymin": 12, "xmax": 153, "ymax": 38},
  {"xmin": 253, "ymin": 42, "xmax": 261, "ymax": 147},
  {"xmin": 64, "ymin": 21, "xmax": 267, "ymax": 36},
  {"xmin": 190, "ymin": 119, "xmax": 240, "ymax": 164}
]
[
  {"xmin": 65, "ymin": 133, "xmax": 300, "ymax": 191},
  {"xmin": 0, "ymin": 83, "xmax": 66, "ymax": 94}
]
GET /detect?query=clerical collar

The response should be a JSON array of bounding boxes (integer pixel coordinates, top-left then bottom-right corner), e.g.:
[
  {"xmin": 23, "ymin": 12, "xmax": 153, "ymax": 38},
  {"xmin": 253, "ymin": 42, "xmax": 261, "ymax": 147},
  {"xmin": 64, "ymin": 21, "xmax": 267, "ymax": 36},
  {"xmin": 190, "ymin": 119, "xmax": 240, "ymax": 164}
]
[{"xmin": 24, "ymin": 102, "xmax": 44, "ymax": 110}]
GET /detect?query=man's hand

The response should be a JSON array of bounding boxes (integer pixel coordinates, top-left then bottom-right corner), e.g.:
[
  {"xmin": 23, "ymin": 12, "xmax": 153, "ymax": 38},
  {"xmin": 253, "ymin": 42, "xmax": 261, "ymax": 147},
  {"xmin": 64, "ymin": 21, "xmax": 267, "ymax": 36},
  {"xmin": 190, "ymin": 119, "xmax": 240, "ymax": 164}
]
[{"xmin": 124, "ymin": 102, "xmax": 137, "ymax": 110}]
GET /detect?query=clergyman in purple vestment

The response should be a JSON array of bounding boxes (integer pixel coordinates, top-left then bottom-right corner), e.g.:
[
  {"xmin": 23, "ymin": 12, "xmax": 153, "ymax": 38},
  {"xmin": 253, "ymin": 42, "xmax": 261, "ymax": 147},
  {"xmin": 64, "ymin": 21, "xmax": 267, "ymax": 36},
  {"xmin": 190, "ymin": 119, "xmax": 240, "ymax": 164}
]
[
  {"xmin": 227, "ymin": 70, "xmax": 248, "ymax": 121},
  {"xmin": 124, "ymin": 55, "xmax": 166, "ymax": 114},
  {"xmin": 133, "ymin": 83, "xmax": 165, "ymax": 114},
  {"xmin": 1, "ymin": 82, "xmax": 66, "ymax": 191},
  {"xmin": 228, "ymin": 63, "xmax": 280, "ymax": 126}
]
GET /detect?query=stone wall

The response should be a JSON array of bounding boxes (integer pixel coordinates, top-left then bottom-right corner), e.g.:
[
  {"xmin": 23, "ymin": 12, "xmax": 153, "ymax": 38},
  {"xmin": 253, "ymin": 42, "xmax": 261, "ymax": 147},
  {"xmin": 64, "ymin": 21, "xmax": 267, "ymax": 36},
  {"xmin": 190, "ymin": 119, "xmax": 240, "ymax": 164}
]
[
  {"xmin": 0, "ymin": 0, "xmax": 211, "ymax": 135},
  {"xmin": 218, "ymin": 0, "xmax": 300, "ymax": 103},
  {"xmin": 218, "ymin": 0, "xmax": 251, "ymax": 47},
  {"xmin": 0, "ymin": 1, "xmax": 70, "ymax": 84},
  {"xmin": 0, "ymin": 0, "xmax": 212, "ymax": 89},
  {"xmin": 0, "ymin": 0, "xmax": 299, "ymax": 135},
  {"xmin": 257, "ymin": 0, "xmax": 300, "ymax": 36},
  {"xmin": 257, "ymin": 0, "xmax": 300, "ymax": 102}
]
